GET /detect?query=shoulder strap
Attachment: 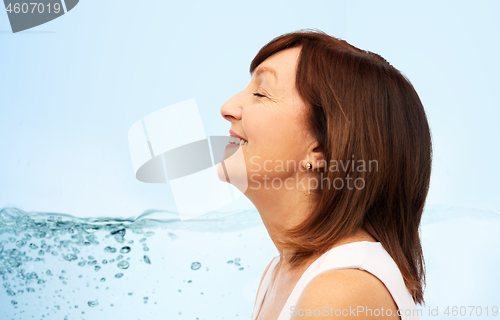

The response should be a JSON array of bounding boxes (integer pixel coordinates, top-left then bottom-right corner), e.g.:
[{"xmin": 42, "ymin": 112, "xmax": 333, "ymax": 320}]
[
  {"xmin": 277, "ymin": 242, "xmax": 420, "ymax": 320},
  {"xmin": 252, "ymin": 256, "xmax": 280, "ymax": 320}
]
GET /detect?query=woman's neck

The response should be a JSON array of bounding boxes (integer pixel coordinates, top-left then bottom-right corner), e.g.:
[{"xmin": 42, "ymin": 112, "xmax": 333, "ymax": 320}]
[
  {"xmin": 246, "ymin": 185, "xmax": 377, "ymax": 269},
  {"xmin": 246, "ymin": 186, "xmax": 316, "ymax": 253}
]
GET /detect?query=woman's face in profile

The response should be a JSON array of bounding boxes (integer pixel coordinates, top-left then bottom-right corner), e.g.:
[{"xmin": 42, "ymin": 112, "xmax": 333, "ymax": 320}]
[{"xmin": 218, "ymin": 47, "xmax": 317, "ymax": 193}]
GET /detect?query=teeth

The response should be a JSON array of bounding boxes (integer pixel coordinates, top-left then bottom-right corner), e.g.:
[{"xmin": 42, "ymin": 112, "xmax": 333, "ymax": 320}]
[{"xmin": 228, "ymin": 135, "xmax": 247, "ymax": 145}]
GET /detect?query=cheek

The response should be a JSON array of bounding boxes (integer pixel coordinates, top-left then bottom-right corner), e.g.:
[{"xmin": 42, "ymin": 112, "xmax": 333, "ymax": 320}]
[
  {"xmin": 245, "ymin": 107, "xmax": 285, "ymax": 148},
  {"xmin": 244, "ymin": 106, "xmax": 306, "ymax": 162},
  {"xmin": 243, "ymin": 107, "xmax": 274, "ymax": 146}
]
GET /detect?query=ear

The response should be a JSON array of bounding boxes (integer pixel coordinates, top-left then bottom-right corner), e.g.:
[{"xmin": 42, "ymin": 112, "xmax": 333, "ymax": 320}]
[{"xmin": 306, "ymin": 141, "xmax": 325, "ymax": 170}]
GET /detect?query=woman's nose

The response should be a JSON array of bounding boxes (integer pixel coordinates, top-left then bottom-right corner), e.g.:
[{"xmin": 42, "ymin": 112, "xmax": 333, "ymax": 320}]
[{"xmin": 220, "ymin": 92, "xmax": 243, "ymax": 123}]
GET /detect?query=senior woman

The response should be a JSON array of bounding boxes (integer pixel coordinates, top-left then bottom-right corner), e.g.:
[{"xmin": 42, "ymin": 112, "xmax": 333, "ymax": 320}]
[{"xmin": 218, "ymin": 30, "xmax": 431, "ymax": 320}]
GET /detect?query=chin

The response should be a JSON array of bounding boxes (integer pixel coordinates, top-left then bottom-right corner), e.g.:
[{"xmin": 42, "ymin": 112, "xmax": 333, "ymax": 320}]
[
  {"xmin": 216, "ymin": 147, "xmax": 249, "ymax": 193},
  {"xmin": 216, "ymin": 162, "xmax": 230, "ymax": 182}
]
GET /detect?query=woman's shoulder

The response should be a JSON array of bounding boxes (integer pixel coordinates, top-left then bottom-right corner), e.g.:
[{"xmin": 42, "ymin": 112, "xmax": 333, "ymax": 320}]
[
  {"xmin": 289, "ymin": 241, "xmax": 407, "ymax": 319},
  {"xmin": 294, "ymin": 268, "xmax": 400, "ymax": 319}
]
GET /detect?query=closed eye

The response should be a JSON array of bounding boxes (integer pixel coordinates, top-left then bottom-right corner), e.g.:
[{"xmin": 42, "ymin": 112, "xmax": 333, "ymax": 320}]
[{"xmin": 253, "ymin": 92, "xmax": 266, "ymax": 98}]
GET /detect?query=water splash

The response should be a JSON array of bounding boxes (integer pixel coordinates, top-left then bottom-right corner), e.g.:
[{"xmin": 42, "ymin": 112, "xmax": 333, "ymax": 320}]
[{"xmin": 0, "ymin": 206, "xmax": 263, "ymax": 319}]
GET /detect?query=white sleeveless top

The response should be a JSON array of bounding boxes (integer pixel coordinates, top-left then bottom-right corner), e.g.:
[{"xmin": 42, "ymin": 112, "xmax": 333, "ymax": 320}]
[{"xmin": 251, "ymin": 241, "xmax": 420, "ymax": 320}]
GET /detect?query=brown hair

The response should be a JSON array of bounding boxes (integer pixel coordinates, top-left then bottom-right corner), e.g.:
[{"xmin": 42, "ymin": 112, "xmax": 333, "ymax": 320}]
[{"xmin": 250, "ymin": 29, "xmax": 432, "ymax": 305}]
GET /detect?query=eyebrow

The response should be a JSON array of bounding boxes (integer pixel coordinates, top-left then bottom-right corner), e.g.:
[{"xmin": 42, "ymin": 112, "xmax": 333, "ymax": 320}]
[{"xmin": 251, "ymin": 66, "xmax": 278, "ymax": 84}]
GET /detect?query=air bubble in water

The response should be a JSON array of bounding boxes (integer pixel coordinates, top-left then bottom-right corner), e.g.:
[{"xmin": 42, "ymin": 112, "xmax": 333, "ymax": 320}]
[
  {"xmin": 15, "ymin": 239, "xmax": 26, "ymax": 248},
  {"xmin": 191, "ymin": 262, "xmax": 201, "ymax": 270},
  {"xmin": 117, "ymin": 261, "xmax": 129, "ymax": 269},
  {"xmin": 111, "ymin": 228, "xmax": 125, "ymax": 237},
  {"xmin": 115, "ymin": 273, "xmax": 123, "ymax": 279},
  {"xmin": 104, "ymin": 246, "xmax": 116, "ymax": 253},
  {"xmin": 88, "ymin": 301, "xmax": 98, "ymax": 307},
  {"xmin": 144, "ymin": 255, "xmax": 151, "ymax": 264},
  {"xmin": 120, "ymin": 246, "xmax": 131, "ymax": 254},
  {"xmin": 63, "ymin": 254, "xmax": 77, "ymax": 262}
]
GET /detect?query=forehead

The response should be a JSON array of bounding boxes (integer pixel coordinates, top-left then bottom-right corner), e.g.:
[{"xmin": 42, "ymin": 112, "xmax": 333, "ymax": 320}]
[{"xmin": 252, "ymin": 47, "xmax": 301, "ymax": 86}]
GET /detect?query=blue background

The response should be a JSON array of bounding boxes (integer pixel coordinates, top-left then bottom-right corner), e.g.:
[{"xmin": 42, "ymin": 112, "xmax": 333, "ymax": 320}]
[
  {"xmin": 1, "ymin": 0, "xmax": 499, "ymax": 218},
  {"xmin": 1, "ymin": 2, "xmax": 499, "ymax": 319}
]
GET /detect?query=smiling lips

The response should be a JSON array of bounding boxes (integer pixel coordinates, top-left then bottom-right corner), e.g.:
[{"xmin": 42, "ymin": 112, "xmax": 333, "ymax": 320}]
[
  {"xmin": 228, "ymin": 130, "xmax": 248, "ymax": 146},
  {"xmin": 228, "ymin": 136, "xmax": 248, "ymax": 146}
]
